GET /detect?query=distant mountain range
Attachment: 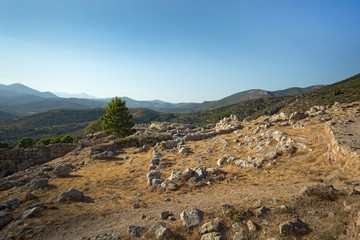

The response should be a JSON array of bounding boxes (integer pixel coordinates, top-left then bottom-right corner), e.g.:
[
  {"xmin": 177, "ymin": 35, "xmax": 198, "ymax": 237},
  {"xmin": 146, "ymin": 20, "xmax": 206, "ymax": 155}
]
[{"xmin": 0, "ymin": 82, "xmax": 324, "ymax": 119}]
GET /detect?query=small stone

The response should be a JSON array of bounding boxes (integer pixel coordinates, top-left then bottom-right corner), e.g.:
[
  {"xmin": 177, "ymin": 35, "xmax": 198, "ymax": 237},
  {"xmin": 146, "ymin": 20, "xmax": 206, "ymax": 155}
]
[
  {"xmin": 246, "ymin": 220, "xmax": 258, "ymax": 232},
  {"xmin": 140, "ymin": 213, "xmax": 146, "ymax": 219},
  {"xmin": 160, "ymin": 211, "xmax": 170, "ymax": 220},
  {"xmin": 133, "ymin": 201, "xmax": 141, "ymax": 209}
]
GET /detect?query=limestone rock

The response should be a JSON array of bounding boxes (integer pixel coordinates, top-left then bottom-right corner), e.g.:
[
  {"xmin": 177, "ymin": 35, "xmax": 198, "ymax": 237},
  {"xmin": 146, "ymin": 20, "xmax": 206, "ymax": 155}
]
[
  {"xmin": 246, "ymin": 220, "xmax": 258, "ymax": 232},
  {"xmin": 150, "ymin": 222, "xmax": 173, "ymax": 239},
  {"xmin": 58, "ymin": 188, "xmax": 84, "ymax": 202},
  {"xmin": 168, "ymin": 171, "xmax": 181, "ymax": 182},
  {"xmin": 147, "ymin": 170, "xmax": 161, "ymax": 186},
  {"xmin": 180, "ymin": 208, "xmax": 204, "ymax": 229},
  {"xmin": 30, "ymin": 178, "xmax": 49, "ymax": 189},
  {"xmin": 199, "ymin": 218, "xmax": 221, "ymax": 234},
  {"xmin": 53, "ymin": 164, "xmax": 72, "ymax": 177},
  {"xmin": 182, "ymin": 168, "xmax": 195, "ymax": 181}
]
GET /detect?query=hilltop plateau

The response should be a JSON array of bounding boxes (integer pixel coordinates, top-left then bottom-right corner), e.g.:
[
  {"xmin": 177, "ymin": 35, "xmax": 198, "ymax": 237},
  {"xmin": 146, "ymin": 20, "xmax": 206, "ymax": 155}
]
[{"xmin": 0, "ymin": 100, "xmax": 360, "ymax": 239}]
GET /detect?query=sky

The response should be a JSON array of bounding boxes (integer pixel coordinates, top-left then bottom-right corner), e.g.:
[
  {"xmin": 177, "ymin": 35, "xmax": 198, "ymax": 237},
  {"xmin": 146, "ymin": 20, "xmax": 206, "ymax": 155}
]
[{"xmin": 1, "ymin": 0, "xmax": 360, "ymax": 103}]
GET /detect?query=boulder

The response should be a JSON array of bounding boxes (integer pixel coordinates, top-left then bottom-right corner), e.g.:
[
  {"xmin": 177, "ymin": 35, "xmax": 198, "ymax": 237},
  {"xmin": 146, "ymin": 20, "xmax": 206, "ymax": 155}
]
[
  {"xmin": 199, "ymin": 218, "xmax": 221, "ymax": 234},
  {"xmin": 180, "ymin": 208, "xmax": 204, "ymax": 229},
  {"xmin": 128, "ymin": 225, "xmax": 146, "ymax": 238},
  {"xmin": 150, "ymin": 222, "xmax": 173, "ymax": 239},
  {"xmin": 58, "ymin": 188, "xmax": 84, "ymax": 202},
  {"xmin": 30, "ymin": 178, "xmax": 49, "ymax": 189},
  {"xmin": 53, "ymin": 164, "xmax": 72, "ymax": 177},
  {"xmin": 279, "ymin": 218, "xmax": 311, "ymax": 236}
]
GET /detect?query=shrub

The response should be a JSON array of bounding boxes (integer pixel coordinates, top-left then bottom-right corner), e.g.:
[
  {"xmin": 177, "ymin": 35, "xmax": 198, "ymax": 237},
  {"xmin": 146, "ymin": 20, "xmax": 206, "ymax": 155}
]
[
  {"xmin": 0, "ymin": 141, "xmax": 10, "ymax": 148},
  {"xmin": 17, "ymin": 137, "xmax": 35, "ymax": 148},
  {"xmin": 60, "ymin": 134, "xmax": 74, "ymax": 143}
]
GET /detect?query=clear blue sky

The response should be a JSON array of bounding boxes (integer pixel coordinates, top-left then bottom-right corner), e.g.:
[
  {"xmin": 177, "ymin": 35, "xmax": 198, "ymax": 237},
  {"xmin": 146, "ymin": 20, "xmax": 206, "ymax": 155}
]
[{"xmin": 1, "ymin": 0, "xmax": 360, "ymax": 102}]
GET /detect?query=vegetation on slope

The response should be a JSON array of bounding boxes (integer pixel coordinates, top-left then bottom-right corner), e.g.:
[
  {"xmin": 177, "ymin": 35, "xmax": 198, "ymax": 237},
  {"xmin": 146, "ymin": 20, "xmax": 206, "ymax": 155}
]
[{"xmin": 0, "ymin": 73, "xmax": 359, "ymax": 143}]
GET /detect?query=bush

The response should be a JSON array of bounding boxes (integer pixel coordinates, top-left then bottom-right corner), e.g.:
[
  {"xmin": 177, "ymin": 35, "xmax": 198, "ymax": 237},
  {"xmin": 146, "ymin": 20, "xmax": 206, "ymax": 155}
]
[
  {"xmin": 60, "ymin": 134, "xmax": 74, "ymax": 143},
  {"xmin": 0, "ymin": 141, "xmax": 10, "ymax": 148},
  {"xmin": 84, "ymin": 120, "xmax": 102, "ymax": 135},
  {"xmin": 17, "ymin": 137, "xmax": 35, "ymax": 148},
  {"xmin": 100, "ymin": 97, "xmax": 135, "ymax": 137}
]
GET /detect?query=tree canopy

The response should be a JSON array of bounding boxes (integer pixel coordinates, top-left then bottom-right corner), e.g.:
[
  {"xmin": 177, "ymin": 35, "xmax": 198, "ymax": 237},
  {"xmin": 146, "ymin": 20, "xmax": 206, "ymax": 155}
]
[{"xmin": 100, "ymin": 97, "xmax": 135, "ymax": 137}]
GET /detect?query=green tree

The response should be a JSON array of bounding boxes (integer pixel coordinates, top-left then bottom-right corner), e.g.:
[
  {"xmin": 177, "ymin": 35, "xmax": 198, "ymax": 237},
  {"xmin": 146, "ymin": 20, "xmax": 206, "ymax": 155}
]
[
  {"xmin": 84, "ymin": 120, "xmax": 102, "ymax": 135},
  {"xmin": 17, "ymin": 137, "xmax": 35, "ymax": 148},
  {"xmin": 100, "ymin": 97, "xmax": 135, "ymax": 137}
]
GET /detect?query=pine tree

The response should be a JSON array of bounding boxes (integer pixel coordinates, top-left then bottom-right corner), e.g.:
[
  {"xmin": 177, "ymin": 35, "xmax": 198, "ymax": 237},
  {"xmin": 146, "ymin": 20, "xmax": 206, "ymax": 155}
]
[{"xmin": 100, "ymin": 97, "xmax": 135, "ymax": 137}]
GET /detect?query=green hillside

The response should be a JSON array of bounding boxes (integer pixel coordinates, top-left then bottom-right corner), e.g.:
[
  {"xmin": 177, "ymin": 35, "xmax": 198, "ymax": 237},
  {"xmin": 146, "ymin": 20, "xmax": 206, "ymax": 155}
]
[
  {"xmin": 1, "ymin": 73, "xmax": 359, "ymax": 144},
  {"xmin": 0, "ymin": 108, "xmax": 174, "ymax": 143}
]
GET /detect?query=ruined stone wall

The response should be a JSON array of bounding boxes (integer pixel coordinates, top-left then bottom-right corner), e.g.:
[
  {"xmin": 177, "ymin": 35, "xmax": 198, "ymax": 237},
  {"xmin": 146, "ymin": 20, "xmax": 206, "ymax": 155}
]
[
  {"xmin": 0, "ymin": 144, "xmax": 76, "ymax": 174},
  {"xmin": 324, "ymin": 122, "xmax": 360, "ymax": 175}
]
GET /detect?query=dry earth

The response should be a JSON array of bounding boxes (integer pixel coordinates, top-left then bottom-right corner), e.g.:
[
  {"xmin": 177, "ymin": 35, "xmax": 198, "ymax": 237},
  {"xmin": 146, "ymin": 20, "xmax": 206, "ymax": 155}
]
[{"xmin": 1, "ymin": 102, "xmax": 360, "ymax": 240}]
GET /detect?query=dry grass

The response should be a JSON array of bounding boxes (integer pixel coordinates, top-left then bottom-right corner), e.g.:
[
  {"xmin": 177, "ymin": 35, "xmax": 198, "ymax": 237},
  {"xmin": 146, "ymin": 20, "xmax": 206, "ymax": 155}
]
[{"xmin": 1, "ymin": 106, "xmax": 359, "ymax": 239}]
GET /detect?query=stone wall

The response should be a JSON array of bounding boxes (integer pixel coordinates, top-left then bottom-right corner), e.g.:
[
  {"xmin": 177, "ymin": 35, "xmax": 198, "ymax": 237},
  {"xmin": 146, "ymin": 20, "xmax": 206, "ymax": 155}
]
[{"xmin": 0, "ymin": 143, "xmax": 76, "ymax": 176}]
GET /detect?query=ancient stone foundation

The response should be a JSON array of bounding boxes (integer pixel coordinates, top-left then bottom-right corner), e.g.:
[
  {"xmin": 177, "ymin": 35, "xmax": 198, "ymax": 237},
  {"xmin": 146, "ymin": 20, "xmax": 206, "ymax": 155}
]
[{"xmin": 0, "ymin": 144, "xmax": 76, "ymax": 176}]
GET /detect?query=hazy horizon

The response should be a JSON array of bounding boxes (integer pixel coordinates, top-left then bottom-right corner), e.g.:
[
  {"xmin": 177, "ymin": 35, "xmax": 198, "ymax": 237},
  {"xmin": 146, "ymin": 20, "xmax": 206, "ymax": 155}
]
[{"xmin": 1, "ymin": 1, "xmax": 360, "ymax": 102}]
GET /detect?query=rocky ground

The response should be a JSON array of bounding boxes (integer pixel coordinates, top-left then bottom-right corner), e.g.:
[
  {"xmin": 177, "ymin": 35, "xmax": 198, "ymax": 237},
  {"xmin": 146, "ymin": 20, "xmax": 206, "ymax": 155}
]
[{"xmin": 1, "ymin": 102, "xmax": 360, "ymax": 240}]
